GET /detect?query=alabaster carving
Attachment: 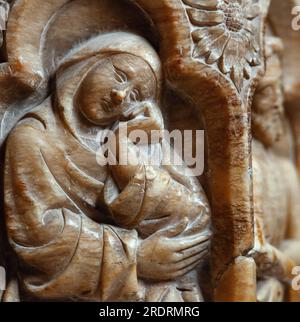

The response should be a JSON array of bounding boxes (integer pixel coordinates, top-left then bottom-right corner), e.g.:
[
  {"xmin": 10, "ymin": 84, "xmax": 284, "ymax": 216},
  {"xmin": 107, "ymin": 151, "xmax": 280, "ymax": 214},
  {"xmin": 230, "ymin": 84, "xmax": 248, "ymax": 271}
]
[
  {"xmin": 0, "ymin": 0, "xmax": 300, "ymax": 302},
  {"xmin": 251, "ymin": 34, "xmax": 300, "ymax": 302},
  {"xmin": 4, "ymin": 32, "xmax": 211, "ymax": 301},
  {"xmin": 185, "ymin": 0, "xmax": 261, "ymax": 91}
]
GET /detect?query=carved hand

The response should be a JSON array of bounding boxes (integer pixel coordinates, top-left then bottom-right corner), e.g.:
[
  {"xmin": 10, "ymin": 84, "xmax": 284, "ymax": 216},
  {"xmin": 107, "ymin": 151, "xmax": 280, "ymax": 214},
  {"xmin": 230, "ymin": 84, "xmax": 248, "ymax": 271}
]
[
  {"xmin": 137, "ymin": 218, "xmax": 210, "ymax": 281},
  {"xmin": 125, "ymin": 102, "xmax": 164, "ymax": 137},
  {"xmin": 109, "ymin": 102, "xmax": 163, "ymax": 190},
  {"xmin": 251, "ymin": 218, "xmax": 295, "ymax": 283}
]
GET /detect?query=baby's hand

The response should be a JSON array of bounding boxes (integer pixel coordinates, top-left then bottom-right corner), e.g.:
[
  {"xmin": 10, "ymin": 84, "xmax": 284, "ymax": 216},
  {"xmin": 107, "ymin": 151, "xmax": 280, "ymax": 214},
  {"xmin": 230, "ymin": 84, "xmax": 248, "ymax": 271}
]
[
  {"xmin": 124, "ymin": 102, "xmax": 164, "ymax": 139},
  {"xmin": 108, "ymin": 102, "xmax": 164, "ymax": 190}
]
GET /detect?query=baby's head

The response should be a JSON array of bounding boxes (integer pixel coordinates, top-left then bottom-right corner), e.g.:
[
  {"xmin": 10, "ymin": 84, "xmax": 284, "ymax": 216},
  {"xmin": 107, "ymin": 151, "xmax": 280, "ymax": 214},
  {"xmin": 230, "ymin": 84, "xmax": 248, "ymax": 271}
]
[{"xmin": 77, "ymin": 53, "xmax": 159, "ymax": 126}]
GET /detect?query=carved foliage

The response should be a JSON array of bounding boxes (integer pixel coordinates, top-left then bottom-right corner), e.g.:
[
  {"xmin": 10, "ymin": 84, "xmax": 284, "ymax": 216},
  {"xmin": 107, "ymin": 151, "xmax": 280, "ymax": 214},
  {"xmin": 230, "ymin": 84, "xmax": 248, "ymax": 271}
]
[{"xmin": 183, "ymin": 0, "xmax": 261, "ymax": 91}]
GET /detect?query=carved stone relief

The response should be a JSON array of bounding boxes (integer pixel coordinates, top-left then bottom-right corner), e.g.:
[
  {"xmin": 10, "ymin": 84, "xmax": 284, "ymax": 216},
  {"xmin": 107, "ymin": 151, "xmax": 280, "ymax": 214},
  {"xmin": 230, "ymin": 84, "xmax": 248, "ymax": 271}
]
[
  {"xmin": 184, "ymin": 0, "xmax": 261, "ymax": 91},
  {"xmin": 0, "ymin": 0, "xmax": 299, "ymax": 302}
]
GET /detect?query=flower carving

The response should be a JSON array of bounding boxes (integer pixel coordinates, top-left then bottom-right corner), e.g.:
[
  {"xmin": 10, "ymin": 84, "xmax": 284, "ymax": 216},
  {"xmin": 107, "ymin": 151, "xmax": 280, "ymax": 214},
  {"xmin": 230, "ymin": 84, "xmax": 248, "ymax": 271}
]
[{"xmin": 183, "ymin": 0, "xmax": 261, "ymax": 91}]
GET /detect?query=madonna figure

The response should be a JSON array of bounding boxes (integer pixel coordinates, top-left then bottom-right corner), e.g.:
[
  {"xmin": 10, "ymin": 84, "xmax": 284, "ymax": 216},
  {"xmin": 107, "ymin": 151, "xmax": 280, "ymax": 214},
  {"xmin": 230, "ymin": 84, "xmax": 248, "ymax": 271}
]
[{"xmin": 4, "ymin": 32, "xmax": 211, "ymax": 302}]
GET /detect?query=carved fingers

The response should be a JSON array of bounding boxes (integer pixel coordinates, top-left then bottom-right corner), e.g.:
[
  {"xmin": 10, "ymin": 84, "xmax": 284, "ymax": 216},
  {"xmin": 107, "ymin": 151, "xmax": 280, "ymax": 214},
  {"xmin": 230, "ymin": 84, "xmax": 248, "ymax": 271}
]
[
  {"xmin": 137, "ymin": 218, "xmax": 210, "ymax": 281},
  {"xmin": 124, "ymin": 102, "xmax": 164, "ymax": 137}
]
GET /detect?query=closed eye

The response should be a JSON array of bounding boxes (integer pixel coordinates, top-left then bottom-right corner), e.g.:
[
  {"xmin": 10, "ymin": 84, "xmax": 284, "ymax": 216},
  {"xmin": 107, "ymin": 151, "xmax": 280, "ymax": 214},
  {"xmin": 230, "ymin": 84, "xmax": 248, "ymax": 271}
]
[
  {"xmin": 114, "ymin": 67, "xmax": 128, "ymax": 84},
  {"xmin": 129, "ymin": 89, "xmax": 140, "ymax": 102}
]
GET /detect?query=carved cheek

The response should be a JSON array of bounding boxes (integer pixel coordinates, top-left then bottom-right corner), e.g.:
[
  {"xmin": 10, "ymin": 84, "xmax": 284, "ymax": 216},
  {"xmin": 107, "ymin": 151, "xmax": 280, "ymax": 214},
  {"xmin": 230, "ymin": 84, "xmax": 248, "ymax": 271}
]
[{"xmin": 136, "ymin": 76, "xmax": 157, "ymax": 100}]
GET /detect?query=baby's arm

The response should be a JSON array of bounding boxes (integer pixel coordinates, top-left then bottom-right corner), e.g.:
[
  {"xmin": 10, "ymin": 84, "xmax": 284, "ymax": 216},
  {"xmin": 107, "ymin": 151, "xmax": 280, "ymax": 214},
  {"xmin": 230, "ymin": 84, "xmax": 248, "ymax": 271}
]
[
  {"xmin": 106, "ymin": 100, "xmax": 210, "ymax": 239},
  {"xmin": 109, "ymin": 102, "xmax": 163, "ymax": 190}
]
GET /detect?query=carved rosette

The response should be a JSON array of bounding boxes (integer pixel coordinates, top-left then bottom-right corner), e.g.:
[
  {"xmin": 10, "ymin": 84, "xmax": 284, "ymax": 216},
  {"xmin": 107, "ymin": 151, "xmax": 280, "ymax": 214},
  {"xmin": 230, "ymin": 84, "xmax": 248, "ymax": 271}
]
[{"xmin": 183, "ymin": 0, "xmax": 262, "ymax": 91}]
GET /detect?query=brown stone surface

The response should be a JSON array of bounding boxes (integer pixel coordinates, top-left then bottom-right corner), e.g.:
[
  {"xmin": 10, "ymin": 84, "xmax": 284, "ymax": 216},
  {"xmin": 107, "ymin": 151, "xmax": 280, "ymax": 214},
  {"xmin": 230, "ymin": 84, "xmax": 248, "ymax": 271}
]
[{"xmin": 0, "ymin": 0, "xmax": 299, "ymax": 302}]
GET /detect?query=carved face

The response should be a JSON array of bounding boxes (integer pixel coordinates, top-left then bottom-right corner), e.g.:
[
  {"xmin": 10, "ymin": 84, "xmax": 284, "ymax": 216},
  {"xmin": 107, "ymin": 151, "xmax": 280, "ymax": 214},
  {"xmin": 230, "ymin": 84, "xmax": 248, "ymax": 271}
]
[
  {"xmin": 78, "ymin": 53, "xmax": 157, "ymax": 126},
  {"xmin": 252, "ymin": 48, "xmax": 285, "ymax": 147}
]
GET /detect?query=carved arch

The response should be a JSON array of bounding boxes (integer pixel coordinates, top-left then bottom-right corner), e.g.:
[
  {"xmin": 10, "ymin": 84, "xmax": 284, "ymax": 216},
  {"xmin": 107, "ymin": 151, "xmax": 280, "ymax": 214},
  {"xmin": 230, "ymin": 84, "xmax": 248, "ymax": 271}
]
[{"xmin": 135, "ymin": 0, "xmax": 270, "ymax": 301}]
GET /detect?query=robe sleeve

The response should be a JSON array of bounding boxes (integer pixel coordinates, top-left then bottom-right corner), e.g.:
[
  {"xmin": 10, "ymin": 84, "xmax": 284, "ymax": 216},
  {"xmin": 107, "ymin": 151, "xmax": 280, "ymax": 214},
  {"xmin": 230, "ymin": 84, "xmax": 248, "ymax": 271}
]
[
  {"xmin": 4, "ymin": 122, "xmax": 141, "ymax": 301},
  {"xmin": 104, "ymin": 165, "xmax": 170, "ymax": 230},
  {"xmin": 105, "ymin": 163, "xmax": 210, "ymax": 239}
]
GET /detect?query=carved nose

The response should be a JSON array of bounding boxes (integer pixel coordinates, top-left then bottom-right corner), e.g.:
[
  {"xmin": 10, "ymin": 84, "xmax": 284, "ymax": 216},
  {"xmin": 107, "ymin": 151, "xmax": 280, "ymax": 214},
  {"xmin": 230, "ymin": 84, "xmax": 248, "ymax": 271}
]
[{"xmin": 111, "ymin": 89, "xmax": 127, "ymax": 103}]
